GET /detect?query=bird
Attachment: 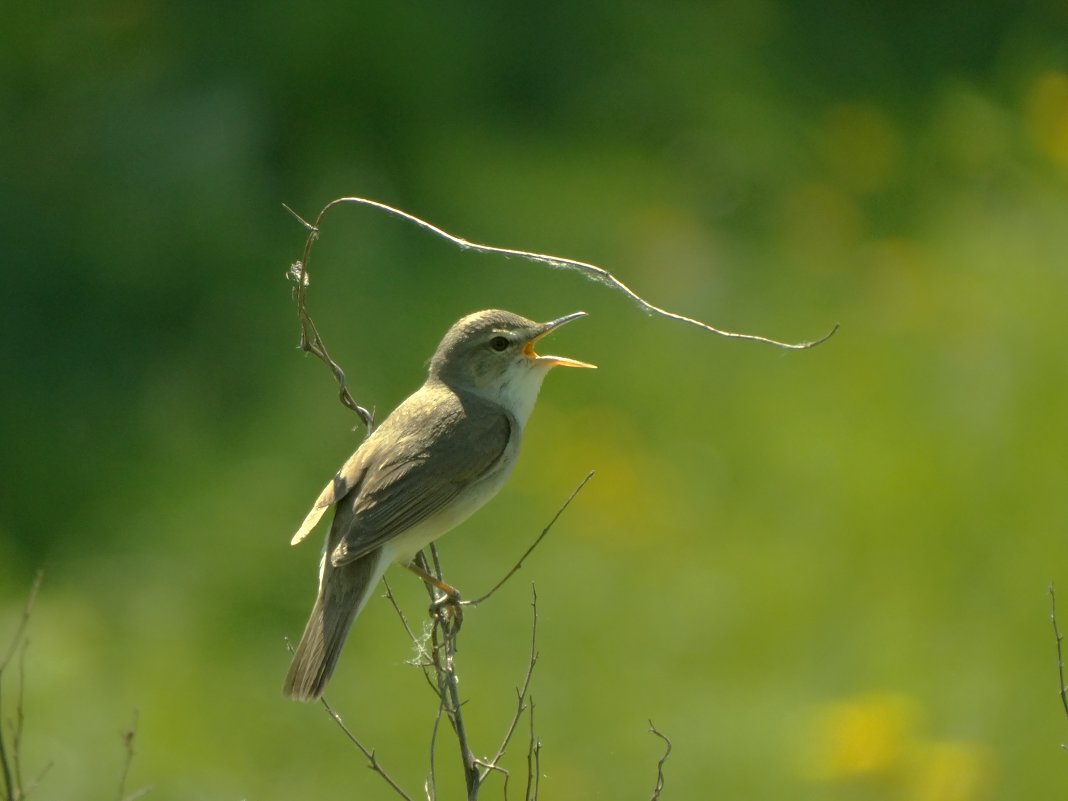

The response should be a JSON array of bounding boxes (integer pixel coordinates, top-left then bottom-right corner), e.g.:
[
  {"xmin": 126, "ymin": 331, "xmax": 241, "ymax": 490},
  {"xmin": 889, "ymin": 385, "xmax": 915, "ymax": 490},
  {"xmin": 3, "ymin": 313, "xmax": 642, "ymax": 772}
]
[{"xmin": 283, "ymin": 309, "xmax": 594, "ymax": 701}]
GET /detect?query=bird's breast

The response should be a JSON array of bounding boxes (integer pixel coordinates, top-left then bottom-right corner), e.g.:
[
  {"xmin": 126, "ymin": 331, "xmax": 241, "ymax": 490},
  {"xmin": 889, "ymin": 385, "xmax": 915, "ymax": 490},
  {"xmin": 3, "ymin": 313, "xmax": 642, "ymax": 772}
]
[{"xmin": 383, "ymin": 456, "xmax": 517, "ymax": 566}]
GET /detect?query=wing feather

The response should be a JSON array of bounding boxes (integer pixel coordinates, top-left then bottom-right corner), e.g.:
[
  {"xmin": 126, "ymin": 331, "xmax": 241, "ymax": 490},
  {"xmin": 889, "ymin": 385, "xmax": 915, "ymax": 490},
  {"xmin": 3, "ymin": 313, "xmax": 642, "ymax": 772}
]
[
  {"xmin": 331, "ymin": 390, "xmax": 513, "ymax": 564},
  {"xmin": 290, "ymin": 448, "xmax": 370, "ymax": 545}
]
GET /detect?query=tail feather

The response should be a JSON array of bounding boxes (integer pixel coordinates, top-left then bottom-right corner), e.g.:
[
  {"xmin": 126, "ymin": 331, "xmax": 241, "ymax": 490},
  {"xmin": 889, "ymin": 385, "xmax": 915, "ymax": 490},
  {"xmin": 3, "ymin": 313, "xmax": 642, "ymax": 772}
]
[{"xmin": 283, "ymin": 549, "xmax": 384, "ymax": 701}]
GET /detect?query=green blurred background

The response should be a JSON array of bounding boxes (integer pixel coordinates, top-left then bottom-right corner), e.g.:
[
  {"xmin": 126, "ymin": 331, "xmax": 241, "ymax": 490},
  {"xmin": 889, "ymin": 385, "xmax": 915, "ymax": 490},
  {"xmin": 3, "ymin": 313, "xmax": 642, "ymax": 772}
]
[{"xmin": 3, "ymin": 1, "xmax": 1068, "ymax": 798}]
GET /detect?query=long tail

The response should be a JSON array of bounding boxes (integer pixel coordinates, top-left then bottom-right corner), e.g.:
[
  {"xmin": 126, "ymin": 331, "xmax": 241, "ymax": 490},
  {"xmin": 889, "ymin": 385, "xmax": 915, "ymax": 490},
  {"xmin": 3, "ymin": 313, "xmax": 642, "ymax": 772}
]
[{"xmin": 283, "ymin": 549, "xmax": 385, "ymax": 701}]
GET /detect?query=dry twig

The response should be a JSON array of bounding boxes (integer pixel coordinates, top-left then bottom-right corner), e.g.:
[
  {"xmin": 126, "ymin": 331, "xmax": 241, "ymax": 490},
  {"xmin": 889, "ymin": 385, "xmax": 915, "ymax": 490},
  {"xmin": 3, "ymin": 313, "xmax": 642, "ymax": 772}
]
[
  {"xmin": 476, "ymin": 586, "xmax": 540, "ymax": 787},
  {"xmin": 420, "ymin": 549, "xmax": 479, "ymax": 800},
  {"xmin": 284, "ymin": 197, "xmax": 838, "ymax": 370},
  {"xmin": 282, "ymin": 636, "xmax": 414, "ymax": 800},
  {"xmin": 1050, "ymin": 584, "xmax": 1068, "ymax": 751},
  {"xmin": 524, "ymin": 701, "xmax": 541, "ymax": 801},
  {"xmin": 116, "ymin": 710, "xmax": 151, "ymax": 801},
  {"xmin": 424, "ymin": 700, "xmax": 445, "ymax": 801},
  {"xmin": 0, "ymin": 574, "xmax": 41, "ymax": 680},
  {"xmin": 467, "ymin": 472, "xmax": 594, "ymax": 606},
  {"xmin": 1, "ymin": 571, "xmax": 45, "ymax": 801},
  {"xmin": 382, "ymin": 577, "xmax": 424, "ymax": 656},
  {"xmin": 409, "ymin": 474, "xmax": 586, "ymax": 799},
  {"xmin": 283, "ymin": 196, "xmax": 837, "ymax": 430},
  {"xmin": 283, "ymin": 205, "xmax": 374, "ymax": 432},
  {"xmin": 320, "ymin": 695, "xmax": 414, "ymax": 801},
  {"xmin": 647, "ymin": 722, "xmax": 672, "ymax": 801}
]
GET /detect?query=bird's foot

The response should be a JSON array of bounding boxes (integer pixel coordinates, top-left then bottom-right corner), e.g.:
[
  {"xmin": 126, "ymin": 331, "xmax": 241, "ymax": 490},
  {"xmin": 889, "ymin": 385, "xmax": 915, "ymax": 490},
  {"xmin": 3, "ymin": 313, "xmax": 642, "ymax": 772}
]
[{"xmin": 430, "ymin": 591, "xmax": 464, "ymax": 632}]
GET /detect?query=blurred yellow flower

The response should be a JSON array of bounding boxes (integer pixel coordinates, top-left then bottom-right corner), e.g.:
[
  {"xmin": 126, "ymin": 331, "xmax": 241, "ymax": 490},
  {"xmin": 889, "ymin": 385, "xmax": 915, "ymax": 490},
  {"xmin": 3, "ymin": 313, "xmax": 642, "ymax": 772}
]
[
  {"xmin": 1028, "ymin": 71, "xmax": 1068, "ymax": 169},
  {"xmin": 801, "ymin": 693, "xmax": 994, "ymax": 800},
  {"xmin": 803, "ymin": 692, "xmax": 920, "ymax": 780},
  {"xmin": 910, "ymin": 741, "xmax": 993, "ymax": 801}
]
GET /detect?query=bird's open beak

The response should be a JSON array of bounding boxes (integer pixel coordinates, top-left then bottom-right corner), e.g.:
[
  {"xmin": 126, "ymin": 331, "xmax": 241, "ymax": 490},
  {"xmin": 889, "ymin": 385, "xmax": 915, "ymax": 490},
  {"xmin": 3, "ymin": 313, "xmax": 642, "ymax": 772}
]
[{"xmin": 523, "ymin": 311, "xmax": 597, "ymax": 369}]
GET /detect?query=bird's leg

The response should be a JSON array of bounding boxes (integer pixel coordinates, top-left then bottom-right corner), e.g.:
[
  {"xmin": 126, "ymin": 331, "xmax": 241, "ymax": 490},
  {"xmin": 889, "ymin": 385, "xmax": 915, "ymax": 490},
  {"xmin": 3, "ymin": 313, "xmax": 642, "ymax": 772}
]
[
  {"xmin": 405, "ymin": 559, "xmax": 465, "ymax": 630},
  {"xmin": 405, "ymin": 560, "xmax": 462, "ymax": 600}
]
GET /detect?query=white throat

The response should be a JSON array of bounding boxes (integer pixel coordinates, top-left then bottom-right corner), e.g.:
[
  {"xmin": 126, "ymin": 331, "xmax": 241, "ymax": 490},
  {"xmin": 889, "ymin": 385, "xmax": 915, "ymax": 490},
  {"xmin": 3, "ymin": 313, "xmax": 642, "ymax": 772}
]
[{"xmin": 489, "ymin": 363, "xmax": 552, "ymax": 429}]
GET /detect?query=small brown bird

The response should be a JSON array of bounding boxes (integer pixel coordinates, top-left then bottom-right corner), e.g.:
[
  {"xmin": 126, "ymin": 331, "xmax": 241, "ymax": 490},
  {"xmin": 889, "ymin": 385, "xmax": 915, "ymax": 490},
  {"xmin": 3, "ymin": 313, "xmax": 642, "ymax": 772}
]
[{"xmin": 283, "ymin": 309, "xmax": 593, "ymax": 700}]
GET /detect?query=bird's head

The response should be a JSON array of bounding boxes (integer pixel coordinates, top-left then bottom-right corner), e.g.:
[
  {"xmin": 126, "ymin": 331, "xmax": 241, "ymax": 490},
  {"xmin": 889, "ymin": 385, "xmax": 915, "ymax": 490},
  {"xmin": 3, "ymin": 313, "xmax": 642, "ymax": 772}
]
[{"xmin": 429, "ymin": 309, "xmax": 595, "ymax": 426}]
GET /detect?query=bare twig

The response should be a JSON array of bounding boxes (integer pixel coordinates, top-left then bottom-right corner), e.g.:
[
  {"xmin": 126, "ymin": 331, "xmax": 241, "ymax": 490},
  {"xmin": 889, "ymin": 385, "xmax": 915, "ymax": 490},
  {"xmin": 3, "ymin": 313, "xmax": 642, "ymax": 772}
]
[
  {"xmin": 283, "ymin": 204, "xmax": 375, "ymax": 432},
  {"xmin": 647, "ymin": 722, "xmax": 672, "ymax": 801},
  {"xmin": 382, "ymin": 577, "xmax": 422, "ymax": 650},
  {"xmin": 1, "ymin": 737, "xmax": 13, "ymax": 801},
  {"xmin": 1050, "ymin": 584, "xmax": 1068, "ymax": 751},
  {"xmin": 117, "ymin": 711, "xmax": 137, "ymax": 801},
  {"xmin": 320, "ymin": 696, "xmax": 415, "ymax": 801},
  {"xmin": 285, "ymin": 196, "xmax": 838, "ymax": 354},
  {"xmin": 425, "ymin": 699, "xmax": 445, "ymax": 801},
  {"xmin": 282, "ymin": 636, "xmax": 413, "ymax": 800},
  {"xmin": 117, "ymin": 710, "xmax": 152, "ymax": 801},
  {"xmin": 1, "ymin": 571, "xmax": 43, "ymax": 801},
  {"xmin": 468, "ymin": 472, "xmax": 594, "ymax": 606},
  {"xmin": 8, "ymin": 642, "xmax": 53, "ymax": 801},
  {"xmin": 382, "ymin": 579, "xmax": 444, "ymax": 702},
  {"xmin": 419, "ymin": 549, "xmax": 479, "ymax": 801},
  {"xmin": 0, "ymin": 573, "xmax": 42, "ymax": 674},
  {"xmin": 0, "ymin": 680, "xmax": 15, "ymax": 801},
  {"xmin": 11, "ymin": 641, "xmax": 28, "ymax": 797},
  {"xmin": 477, "ymin": 586, "xmax": 540, "ymax": 785},
  {"xmin": 524, "ymin": 701, "xmax": 541, "ymax": 801},
  {"xmin": 18, "ymin": 762, "xmax": 52, "ymax": 801},
  {"xmin": 397, "ymin": 473, "xmax": 591, "ymax": 799}
]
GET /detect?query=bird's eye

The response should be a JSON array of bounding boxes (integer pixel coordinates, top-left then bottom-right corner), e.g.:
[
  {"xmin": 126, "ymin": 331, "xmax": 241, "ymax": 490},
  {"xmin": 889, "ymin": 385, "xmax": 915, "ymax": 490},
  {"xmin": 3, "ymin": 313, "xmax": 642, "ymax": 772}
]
[{"xmin": 489, "ymin": 335, "xmax": 510, "ymax": 352}]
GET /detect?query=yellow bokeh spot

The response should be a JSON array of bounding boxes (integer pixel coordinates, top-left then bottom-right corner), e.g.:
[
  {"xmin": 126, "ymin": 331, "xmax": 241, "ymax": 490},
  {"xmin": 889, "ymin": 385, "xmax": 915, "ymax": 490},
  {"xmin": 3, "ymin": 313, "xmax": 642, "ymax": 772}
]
[
  {"xmin": 911, "ymin": 741, "xmax": 993, "ymax": 801},
  {"xmin": 521, "ymin": 404, "xmax": 687, "ymax": 549},
  {"xmin": 803, "ymin": 693, "xmax": 921, "ymax": 780},
  {"xmin": 801, "ymin": 693, "xmax": 994, "ymax": 800},
  {"xmin": 1028, "ymin": 71, "xmax": 1068, "ymax": 169}
]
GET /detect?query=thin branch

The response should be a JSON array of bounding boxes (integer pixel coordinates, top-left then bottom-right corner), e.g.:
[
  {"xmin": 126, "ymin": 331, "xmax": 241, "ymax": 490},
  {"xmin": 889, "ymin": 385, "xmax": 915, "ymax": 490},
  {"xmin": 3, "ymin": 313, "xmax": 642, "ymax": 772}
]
[
  {"xmin": 477, "ymin": 761, "xmax": 510, "ymax": 801},
  {"xmin": 117, "ymin": 710, "xmax": 152, "ymax": 801},
  {"xmin": 1050, "ymin": 584, "xmax": 1068, "ymax": 752},
  {"xmin": 382, "ymin": 577, "xmax": 422, "ymax": 649},
  {"xmin": 0, "ymin": 682, "xmax": 12, "ymax": 801},
  {"xmin": 319, "ymin": 696, "xmax": 414, "ymax": 801},
  {"xmin": 468, "ymin": 472, "xmax": 594, "ymax": 606},
  {"xmin": 117, "ymin": 711, "xmax": 137, "ymax": 801},
  {"xmin": 283, "ymin": 636, "xmax": 414, "ymax": 800},
  {"xmin": 11, "ymin": 641, "xmax": 28, "ymax": 798},
  {"xmin": 647, "ymin": 722, "xmax": 672, "ymax": 801},
  {"xmin": 419, "ymin": 551, "xmax": 479, "ymax": 801},
  {"xmin": 403, "ymin": 473, "xmax": 590, "ymax": 799},
  {"xmin": 524, "ymin": 701, "xmax": 541, "ymax": 801},
  {"xmin": 283, "ymin": 204, "xmax": 375, "ymax": 432},
  {"xmin": 19, "ymin": 762, "xmax": 52, "ymax": 801},
  {"xmin": 478, "ymin": 586, "xmax": 540, "ymax": 784},
  {"xmin": 285, "ymin": 196, "xmax": 838, "ymax": 351},
  {"xmin": 424, "ymin": 698, "xmax": 445, "ymax": 801},
  {"xmin": 1053, "ymin": 584, "xmax": 1068, "ymax": 718},
  {"xmin": 1, "ymin": 571, "xmax": 43, "ymax": 801},
  {"xmin": 6, "ymin": 640, "xmax": 53, "ymax": 801},
  {"xmin": 0, "ymin": 573, "xmax": 42, "ymax": 673},
  {"xmin": 382, "ymin": 578, "xmax": 444, "ymax": 703}
]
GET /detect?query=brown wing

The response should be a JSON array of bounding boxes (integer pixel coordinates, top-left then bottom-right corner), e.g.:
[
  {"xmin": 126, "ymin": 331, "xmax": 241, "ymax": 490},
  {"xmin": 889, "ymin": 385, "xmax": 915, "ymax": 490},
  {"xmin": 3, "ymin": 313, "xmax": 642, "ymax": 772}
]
[{"xmin": 329, "ymin": 389, "xmax": 513, "ymax": 565}]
